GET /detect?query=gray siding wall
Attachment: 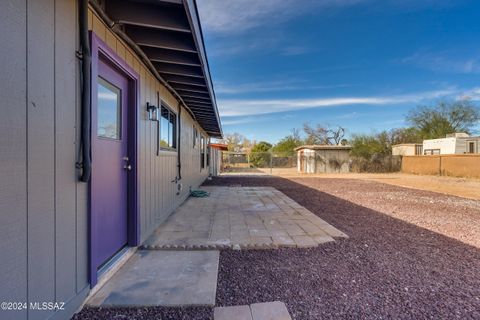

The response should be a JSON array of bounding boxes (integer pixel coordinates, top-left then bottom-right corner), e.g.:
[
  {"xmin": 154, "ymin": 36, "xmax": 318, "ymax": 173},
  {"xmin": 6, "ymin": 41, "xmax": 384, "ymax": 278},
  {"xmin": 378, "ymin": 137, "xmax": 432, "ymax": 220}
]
[
  {"xmin": 0, "ymin": 1, "xmax": 89, "ymax": 320},
  {"xmin": 0, "ymin": 4, "xmax": 211, "ymax": 320}
]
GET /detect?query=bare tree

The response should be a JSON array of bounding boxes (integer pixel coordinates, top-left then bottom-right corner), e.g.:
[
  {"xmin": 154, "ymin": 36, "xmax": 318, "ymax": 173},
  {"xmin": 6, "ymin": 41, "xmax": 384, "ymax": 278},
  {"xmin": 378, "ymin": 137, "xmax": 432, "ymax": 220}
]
[
  {"xmin": 303, "ymin": 123, "xmax": 345, "ymax": 145},
  {"xmin": 330, "ymin": 126, "xmax": 346, "ymax": 145}
]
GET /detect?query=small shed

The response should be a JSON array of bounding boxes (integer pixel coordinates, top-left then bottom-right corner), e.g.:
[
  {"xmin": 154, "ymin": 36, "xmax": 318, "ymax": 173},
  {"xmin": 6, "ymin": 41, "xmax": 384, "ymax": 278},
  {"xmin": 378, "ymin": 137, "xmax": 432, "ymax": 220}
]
[
  {"xmin": 209, "ymin": 143, "xmax": 228, "ymax": 176},
  {"xmin": 296, "ymin": 145, "xmax": 352, "ymax": 173}
]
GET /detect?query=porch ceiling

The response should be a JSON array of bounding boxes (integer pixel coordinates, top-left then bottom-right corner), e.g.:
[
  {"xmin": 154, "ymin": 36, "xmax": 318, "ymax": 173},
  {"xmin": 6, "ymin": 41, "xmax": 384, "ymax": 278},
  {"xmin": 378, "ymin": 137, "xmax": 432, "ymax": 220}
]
[{"xmin": 101, "ymin": 0, "xmax": 222, "ymax": 137}]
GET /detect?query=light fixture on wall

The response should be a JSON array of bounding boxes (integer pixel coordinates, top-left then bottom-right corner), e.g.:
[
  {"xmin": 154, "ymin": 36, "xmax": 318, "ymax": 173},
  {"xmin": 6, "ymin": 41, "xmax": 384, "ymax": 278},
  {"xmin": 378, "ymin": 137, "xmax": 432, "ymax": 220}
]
[{"xmin": 146, "ymin": 102, "xmax": 158, "ymax": 121}]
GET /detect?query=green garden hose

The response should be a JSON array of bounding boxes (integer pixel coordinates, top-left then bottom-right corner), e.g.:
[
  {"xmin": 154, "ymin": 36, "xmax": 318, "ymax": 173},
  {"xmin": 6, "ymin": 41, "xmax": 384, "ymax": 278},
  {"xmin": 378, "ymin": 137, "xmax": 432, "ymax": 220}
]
[{"xmin": 190, "ymin": 189, "xmax": 210, "ymax": 197}]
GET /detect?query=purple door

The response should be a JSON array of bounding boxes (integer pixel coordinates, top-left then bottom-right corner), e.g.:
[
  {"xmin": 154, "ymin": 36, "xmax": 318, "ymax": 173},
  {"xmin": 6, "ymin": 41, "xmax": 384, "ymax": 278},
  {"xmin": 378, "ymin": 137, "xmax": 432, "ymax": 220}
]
[{"xmin": 91, "ymin": 59, "xmax": 130, "ymax": 269}]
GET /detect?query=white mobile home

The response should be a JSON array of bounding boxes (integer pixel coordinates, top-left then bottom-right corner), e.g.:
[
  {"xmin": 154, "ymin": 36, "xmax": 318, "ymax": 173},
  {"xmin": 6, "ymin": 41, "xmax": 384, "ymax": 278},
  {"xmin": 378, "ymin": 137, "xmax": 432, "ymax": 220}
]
[{"xmin": 423, "ymin": 133, "xmax": 480, "ymax": 155}]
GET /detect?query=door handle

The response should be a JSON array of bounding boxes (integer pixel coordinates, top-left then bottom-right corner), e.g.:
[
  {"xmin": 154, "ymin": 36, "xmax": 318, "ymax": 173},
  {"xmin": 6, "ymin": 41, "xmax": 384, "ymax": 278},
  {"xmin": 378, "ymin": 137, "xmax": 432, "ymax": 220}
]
[{"xmin": 124, "ymin": 164, "xmax": 132, "ymax": 171}]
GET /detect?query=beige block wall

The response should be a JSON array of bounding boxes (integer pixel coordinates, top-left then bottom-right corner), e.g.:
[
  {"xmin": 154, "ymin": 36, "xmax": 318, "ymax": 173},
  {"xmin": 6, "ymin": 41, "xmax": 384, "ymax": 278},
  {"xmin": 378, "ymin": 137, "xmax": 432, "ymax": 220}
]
[
  {"xmin": 441, "ymin": 155, "xmax": 480, "ymax": 178},
  {"xmin": 402, "ymin": 155, "xmax": 480, "ymax": 178},
  {"xmin": 402, "ymin": 156, "xmax": 441, "ymax": 175}
]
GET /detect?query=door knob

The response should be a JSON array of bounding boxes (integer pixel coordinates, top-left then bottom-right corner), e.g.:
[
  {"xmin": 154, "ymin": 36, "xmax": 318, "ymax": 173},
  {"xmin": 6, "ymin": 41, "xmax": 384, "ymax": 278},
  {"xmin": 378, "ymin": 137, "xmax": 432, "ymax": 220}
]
[
  {"xmin": 124, "ymin": 164, "xmax": 132, "ymax": 171},
  {"xmin": 123, "ymin": 156, "xmax": 129, "ymax": 161}
]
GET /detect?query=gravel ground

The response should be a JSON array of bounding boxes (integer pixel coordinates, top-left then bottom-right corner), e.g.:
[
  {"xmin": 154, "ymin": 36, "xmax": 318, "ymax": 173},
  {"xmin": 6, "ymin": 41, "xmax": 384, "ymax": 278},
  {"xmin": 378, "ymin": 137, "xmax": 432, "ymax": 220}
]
[
  {"xmin": 207, "ymin": 176, "xmax": 480, "ymax": 320},
  {"xmin": 72, "ymin": 306, "xmax": 212, "ymax": 320},
  {"xmin": 73, "ymin": 176, "xmax": 480, "ymax": 320}
]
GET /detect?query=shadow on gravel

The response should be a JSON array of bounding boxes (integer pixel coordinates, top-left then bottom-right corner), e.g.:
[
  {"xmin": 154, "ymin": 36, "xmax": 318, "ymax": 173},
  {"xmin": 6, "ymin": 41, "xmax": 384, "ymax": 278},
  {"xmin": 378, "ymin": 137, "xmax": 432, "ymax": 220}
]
[{"xmin": 204, "ymin": 176, "xmax": 480, "ymax": 320}]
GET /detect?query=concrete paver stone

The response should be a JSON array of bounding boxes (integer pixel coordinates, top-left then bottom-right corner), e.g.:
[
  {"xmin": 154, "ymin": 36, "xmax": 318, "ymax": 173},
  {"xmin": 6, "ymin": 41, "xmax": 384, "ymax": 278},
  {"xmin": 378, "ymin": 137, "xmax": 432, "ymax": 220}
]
[{"xmin": 143, "ymin": 187, "xmax": 347, "ymax": 250}]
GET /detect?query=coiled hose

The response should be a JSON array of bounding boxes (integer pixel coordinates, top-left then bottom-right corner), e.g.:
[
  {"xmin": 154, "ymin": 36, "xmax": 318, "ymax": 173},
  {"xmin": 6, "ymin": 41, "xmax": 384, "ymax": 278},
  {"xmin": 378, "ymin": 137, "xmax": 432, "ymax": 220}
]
[{"xmin": 190, "ymin": 190, "xmax": 210, "ymax": 198}]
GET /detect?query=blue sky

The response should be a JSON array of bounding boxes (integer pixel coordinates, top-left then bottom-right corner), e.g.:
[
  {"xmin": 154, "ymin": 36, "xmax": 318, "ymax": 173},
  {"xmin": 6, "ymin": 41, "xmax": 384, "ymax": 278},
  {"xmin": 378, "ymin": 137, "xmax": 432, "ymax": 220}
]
[{"xmin": 197, "ymin": 0, "xmax": 480, "ymax": 143}]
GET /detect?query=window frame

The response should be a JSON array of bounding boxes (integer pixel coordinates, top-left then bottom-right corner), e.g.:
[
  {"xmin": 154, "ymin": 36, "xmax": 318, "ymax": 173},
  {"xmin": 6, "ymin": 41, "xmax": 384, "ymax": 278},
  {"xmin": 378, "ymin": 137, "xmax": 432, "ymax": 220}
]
[
  {"xmin": 193, "ymin": 126, "xmax": 198, "ymax": 148},
  {"xmin": 159, "ymin": 104, "xmax": 177, "ymax": 151},
  {"xmin": 424, "ymin": 149, "xmax": 440, "ymax": 155},
  {"xmin": 200, "ymin": 134, "xmax": 206, "ymax": 169}
]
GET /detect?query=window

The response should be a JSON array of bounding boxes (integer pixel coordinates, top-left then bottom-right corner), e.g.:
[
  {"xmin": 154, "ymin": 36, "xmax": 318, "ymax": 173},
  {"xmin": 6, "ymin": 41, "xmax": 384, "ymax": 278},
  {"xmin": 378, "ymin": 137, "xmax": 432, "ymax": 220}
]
[
  {"xmin": 97, "ymin": 77, "xmax": 121, "ymax": 139},
  {"xmin": 468, "ymin": 142, "xmax": 475, "ymax": 154},
  {"xmin": 193, "ymin": 126, "xmax": 198, "ymax": 148},
  {"xmin": 200, "ymin": 135, "xmax": 206, "ymax": 169},
  {"xmin": 160, "ymin": 105, "xmax": 176, "ymax": 150},
  {"xmin": 424, "ymin": 149, "xmax": 440, "ymax": 155},
  {"xmin": 206, "ymin": 140, "xmax": 210, "ymax": 167}
]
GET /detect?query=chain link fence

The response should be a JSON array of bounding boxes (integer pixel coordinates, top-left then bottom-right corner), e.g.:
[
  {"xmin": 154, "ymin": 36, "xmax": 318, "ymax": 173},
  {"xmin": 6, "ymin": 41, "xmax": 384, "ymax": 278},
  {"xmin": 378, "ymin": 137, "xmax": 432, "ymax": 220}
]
[
  {"xmin": 221, "ymin": 152, "xmax": 402, "ymax": 175},
  {"xmin": 222, "ymin": 152, "xmax": 297, "ymax": 175}
]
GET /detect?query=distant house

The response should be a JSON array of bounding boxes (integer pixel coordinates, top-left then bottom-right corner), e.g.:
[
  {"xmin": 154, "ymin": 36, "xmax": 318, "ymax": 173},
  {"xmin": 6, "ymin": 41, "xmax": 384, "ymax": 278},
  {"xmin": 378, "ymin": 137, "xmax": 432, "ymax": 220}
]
[
  {"xmin": 296, "ymin": 145, "xmax": 351, "ymax": 173},
  {"xmin": 209, "ymin": 143, "xmax": 228, "ymax": 176},
  {"xmin": 423, "ymin": 133, "xmax": 480, "ymax": 155},
  {"xmin": 392, "ymin": 143, "xmax": 423, "ymax": 156}
]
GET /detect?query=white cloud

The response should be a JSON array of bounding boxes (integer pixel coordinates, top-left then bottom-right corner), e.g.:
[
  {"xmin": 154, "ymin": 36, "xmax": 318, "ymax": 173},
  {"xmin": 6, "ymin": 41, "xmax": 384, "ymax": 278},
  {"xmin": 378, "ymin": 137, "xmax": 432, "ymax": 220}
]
[
  {"xmin": 458, "ymin": 87, "xmax": 480, "ymax": 101},
  {"xmin": 222, "ymin": 117, "xmax": 270, "ymax": 126},
  {"xmin": 215, "ymin": 80, "xmax": 351, "ymax": 95},
  {"xmin": 399, "ymin": 51, "xmax": 480, "ymax": 74},
  {"xmin": 217, "ymin": 88, "xmax": 458, "ymax": 117},
  {"xmin": 197, "ymin": 0, "xmax": 365, "ymax": 33}
]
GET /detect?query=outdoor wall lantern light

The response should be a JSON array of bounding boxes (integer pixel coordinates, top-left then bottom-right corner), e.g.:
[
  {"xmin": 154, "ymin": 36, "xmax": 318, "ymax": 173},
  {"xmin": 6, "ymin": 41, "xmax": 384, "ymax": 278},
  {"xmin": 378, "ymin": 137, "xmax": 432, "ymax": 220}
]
[{"xmin": 146, "ymin": 102, "xmax": 158, "ymax": 121}]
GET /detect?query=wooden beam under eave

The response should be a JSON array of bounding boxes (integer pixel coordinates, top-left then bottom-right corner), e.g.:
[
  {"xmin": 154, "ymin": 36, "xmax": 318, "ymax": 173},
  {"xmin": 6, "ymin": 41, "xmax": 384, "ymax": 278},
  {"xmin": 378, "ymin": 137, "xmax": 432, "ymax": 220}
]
[
  {"xmin": 170, "ymin": 83, "xmax": 208, "ymax": 93},
  {"xmin": 154, "ymin": 61, "xmax": 204, "ymax": 78},
  {"xmin": 181, "ymin": 94, "xmax": 211, "ymax": 101},
  {"xmin": 143, "ymin": 47, "xmax": 201, "ymax": 67},
  {"xmin": 176, "ymin": 89, "xmax": 210, "ymax": 99},
  {"xmin": 163, "ymin": 74, "xmax": 207, "ymax": 87},
  {"xmin": 127, "ymin": 26, "xmax": 197, "ymax": 53},
  {"xmin": 183, "ymin": 100, "xmax": 213, "ymax": 106},
  {"xmin": 105, "ymin": 0, "xmax": 191, "ymax": 33}
]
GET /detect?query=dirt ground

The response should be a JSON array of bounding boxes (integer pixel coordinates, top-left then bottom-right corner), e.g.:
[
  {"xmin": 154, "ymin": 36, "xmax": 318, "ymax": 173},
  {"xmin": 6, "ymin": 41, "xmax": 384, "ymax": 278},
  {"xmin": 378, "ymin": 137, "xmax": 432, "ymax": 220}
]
[{"xmin": 245, "ymin": 169, "xmax": 480, "ymax": 201}]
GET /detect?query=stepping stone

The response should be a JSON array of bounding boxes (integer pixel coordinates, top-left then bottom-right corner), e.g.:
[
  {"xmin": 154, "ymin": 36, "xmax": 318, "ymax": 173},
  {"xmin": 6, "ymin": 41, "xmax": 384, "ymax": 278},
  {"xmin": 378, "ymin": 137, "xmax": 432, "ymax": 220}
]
[
  {"xmin": 250, "ymin": 301, "xmax": 292, "ymax": 320},
  {"xmin": 87, "ymin": 250, "xmax": 219, "ymax": 306},
  {"xmin": 214, "ymin": 305, "xmax": 253, "ymax": 320}
]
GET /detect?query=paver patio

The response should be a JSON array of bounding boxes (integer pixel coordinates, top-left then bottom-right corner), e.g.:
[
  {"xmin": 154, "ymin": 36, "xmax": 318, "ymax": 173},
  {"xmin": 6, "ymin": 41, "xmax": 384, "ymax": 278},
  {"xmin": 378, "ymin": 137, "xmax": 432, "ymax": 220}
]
[
  {"xmin": 214, "ymin": 301, "xmax": 292, "ymax": 320},
  {"xmin": 143, "ymin": 186, "xmax": 347, "ymax": 250}
]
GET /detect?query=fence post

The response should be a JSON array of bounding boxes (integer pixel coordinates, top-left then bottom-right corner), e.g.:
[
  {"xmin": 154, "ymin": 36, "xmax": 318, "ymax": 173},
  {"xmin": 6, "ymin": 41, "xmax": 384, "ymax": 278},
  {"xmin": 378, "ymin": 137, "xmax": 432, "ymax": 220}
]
[{"xmin": 270, "ymin": 151, "xmax": 273, "ymax": 174}]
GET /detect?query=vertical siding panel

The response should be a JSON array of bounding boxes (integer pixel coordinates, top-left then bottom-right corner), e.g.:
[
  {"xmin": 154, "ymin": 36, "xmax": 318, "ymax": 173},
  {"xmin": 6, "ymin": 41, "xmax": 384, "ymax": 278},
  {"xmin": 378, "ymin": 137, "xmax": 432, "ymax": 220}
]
[
  {"xmin": 88, "ymin": 9, "xmax": 93, "ymax": 30},
  {"xmin": 145, "ymin": 74, "xmax": 151, "ymax": 231},
  {"xmin": 116, "ymin": 39, "xmax": 126, "ymax": 61},
  {"xmin": 156, "ymin": 84, "xmax": 161, "ymax": 222},
  {"xmin": 149, "ymin": 75, "xmax": 156, "ymax": 227},
  {"xmin": 0, "ymin": 1, "xmax": 27, "ymax": 319},
  {"xmin": 54, "ymin": 0, "xmax": 77, "ymax": 302},
  {"xmin": 92, "ymin": 14, "xmax": 105, "ymax": 41},
  {"xmin": 76, "ymin": 11, "xmax": 88, "ymax": 292},
  {"xmin": 27, "ymin": 0, "xmax": 56, "ymax": 318},
  {"xmin": 105, "ymin": 30, "xmax": 116, "ymax": 51},
  {"xmin": 125, "ymin": 50, "xmax": 133, "ymax": 70},
  {"xmin": 152, "ymin": 82, "xmax": 158, "ymax": 224},
  {"xmin": 140, "ymin": 67, "xmax": 147, "ymax": 235}
]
